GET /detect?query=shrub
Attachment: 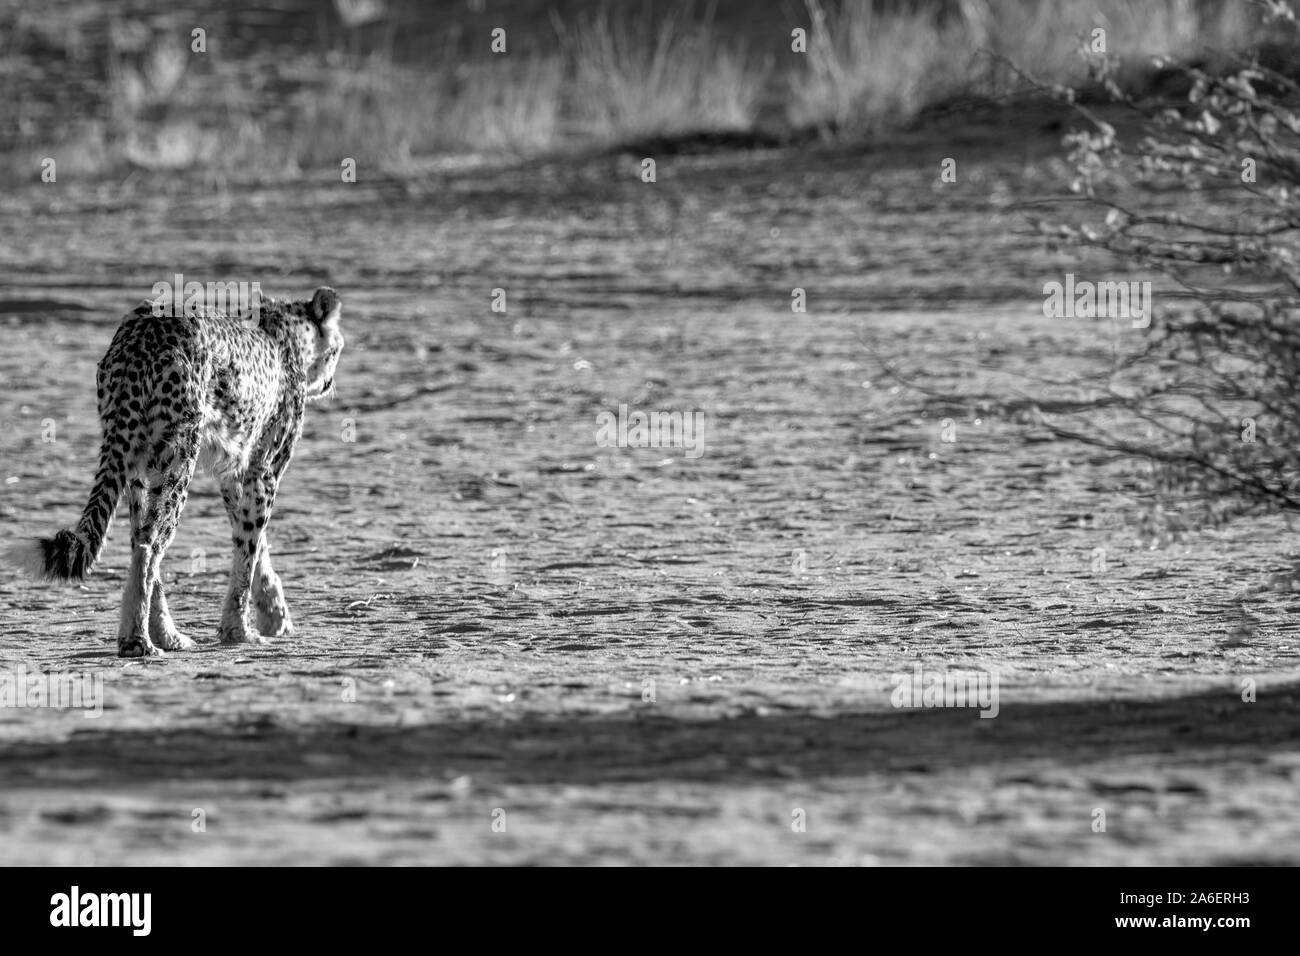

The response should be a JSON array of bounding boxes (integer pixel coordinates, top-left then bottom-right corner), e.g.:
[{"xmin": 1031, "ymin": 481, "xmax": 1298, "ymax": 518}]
[{"xmin": 1026, "ymin": 1, "xmax": 1300, "ymax": 529}]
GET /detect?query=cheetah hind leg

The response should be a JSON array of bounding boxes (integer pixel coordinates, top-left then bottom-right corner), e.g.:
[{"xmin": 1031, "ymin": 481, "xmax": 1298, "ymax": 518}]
[
  {"xmin": 117, "ymin": 541, "xmax": 162, "ymax": 658},
  {"xmin": 121, "ymin": 432, "xmax": 198, "ymax": 657},
  {"xmin": 131, "ymin": 480, "xmax": 196, "ymax": 652},
  {"xmin": 118, "ymin": 481, "xmax": 164, "ymax": 658}
]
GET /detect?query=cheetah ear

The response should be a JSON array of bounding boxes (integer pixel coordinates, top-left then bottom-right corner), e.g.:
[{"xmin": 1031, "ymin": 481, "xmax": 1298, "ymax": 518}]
[{"xmin": 309, "ymin": 287, "xmax": 341, "ymax": 328}]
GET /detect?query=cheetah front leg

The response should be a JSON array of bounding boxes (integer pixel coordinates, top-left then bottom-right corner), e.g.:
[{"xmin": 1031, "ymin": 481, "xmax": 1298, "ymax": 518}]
[
  {"xmin": 252, "ymin": 539, "xmax": 293, "ymax": 638},
  {"xmin": 251, "ymin": 444, "xmax": 299, "ymax": 638},
  {"xmin": 218, "ymin": 469, "xmax": 280, "ymax": 645}
]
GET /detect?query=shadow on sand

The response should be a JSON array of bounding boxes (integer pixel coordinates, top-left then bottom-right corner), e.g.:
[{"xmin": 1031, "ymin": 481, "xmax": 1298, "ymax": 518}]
[{"xmin": 3, "ymin": 680, "xmax": 1295, "ymax": 788}]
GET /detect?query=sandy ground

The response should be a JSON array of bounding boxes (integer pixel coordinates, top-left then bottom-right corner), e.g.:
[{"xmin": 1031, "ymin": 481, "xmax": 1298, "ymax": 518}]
[{"xmin": 2, "ymin": 128, "xmax": 1300, "ymax": 864}]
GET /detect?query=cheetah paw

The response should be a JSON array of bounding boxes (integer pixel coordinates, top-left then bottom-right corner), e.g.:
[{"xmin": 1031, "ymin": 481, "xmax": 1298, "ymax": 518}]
[
  {"xmin": 218, "ymin": 623, "xmax": 269, "ymax": 646},
  {"xmin": 254, "ymin": 604, "xmax": 294, "ymax": 638},
  {"xmin": 119, "ymin": 638, "xmax": 165, "ymax": 658},
  {"xmin": 158, "ymin": 631, "xmax": 197, "ymax": 651}
]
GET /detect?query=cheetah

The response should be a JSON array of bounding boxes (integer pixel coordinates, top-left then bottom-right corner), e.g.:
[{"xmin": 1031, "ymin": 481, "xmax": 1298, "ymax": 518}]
[{"xmin": 6, "ymin": 287, "xmax": 344, "ymax": 657}]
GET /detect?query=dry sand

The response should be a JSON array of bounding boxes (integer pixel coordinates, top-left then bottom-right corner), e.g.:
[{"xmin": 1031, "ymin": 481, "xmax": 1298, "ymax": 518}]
[{"xmin": 2, "ymin": 132, "xmax": 1299, "ymax": 864}]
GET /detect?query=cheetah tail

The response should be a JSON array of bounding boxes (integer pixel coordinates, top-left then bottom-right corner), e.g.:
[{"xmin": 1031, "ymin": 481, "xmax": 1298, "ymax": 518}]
[{"xmin": 4, "ymin": 446, "xmax": 126, "ymax": 582}]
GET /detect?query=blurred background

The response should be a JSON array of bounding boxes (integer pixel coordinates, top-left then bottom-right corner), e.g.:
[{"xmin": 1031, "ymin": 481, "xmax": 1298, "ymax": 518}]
[{"xmin": 0, "ymin": 0, "xmax": 1285, "ymax": 178}]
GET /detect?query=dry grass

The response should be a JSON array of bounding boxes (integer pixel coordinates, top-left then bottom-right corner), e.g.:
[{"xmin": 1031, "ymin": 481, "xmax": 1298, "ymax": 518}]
[
  {"xmin": 789, "ymin": 0, "xmax": 1264, "ymax": 134},
  {"xmin": 278, "ymin": 53, "xmax": 564, "ymax": 169},
  {"xmin": 559, "ymin": 7, "xmax": 761, "ymax": 141},
  {"xmin": 971, "ymin": 0, "xmax": 1258, "ymax": 90},
  {"xmin": 789, "ymin": 0, "xmax": 968, "ymax": 135},
  {"xmin": 0, "ymin": 0, "xmax": 1279, "ymax": 180}
]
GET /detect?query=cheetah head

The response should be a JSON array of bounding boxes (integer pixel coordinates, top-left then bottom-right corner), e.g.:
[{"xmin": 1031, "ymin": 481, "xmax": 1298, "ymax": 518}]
[{"xmin": 299, "ymin": 287, "xmax": 344, "ymax": 401}]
